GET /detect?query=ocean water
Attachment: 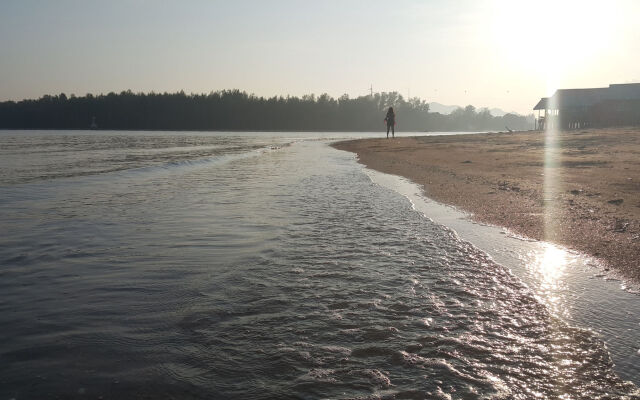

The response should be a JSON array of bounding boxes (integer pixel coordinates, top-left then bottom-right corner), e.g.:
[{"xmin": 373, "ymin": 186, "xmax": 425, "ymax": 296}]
[{"xmin": 0, "ymin": 130, "xmax": 638, "ymax": 399}]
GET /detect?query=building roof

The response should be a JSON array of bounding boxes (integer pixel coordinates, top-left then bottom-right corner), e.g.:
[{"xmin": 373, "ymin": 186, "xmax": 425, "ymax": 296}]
[
  {"xmin": 533, "ymin": 97, "xmax": 547, "ymax": 110},
  {"xmin": 607, "ymin": 83, "xmax": 640, "ymax": 100},
  {"xmin": 553, "ymin": 88, "xmax": 608, "ymax": 109},
  {"xmin": 533, "ymin": 83, "xmax": 640, "ymax": 110}
]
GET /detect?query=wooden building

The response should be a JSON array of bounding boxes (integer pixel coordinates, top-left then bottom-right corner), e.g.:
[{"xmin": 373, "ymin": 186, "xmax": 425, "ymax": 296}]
[{"xmin": 534, "ymin": 83, "xmax": 640, "ymax": 130}]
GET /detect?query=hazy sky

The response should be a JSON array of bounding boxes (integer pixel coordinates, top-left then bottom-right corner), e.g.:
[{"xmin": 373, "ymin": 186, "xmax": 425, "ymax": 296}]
[{"xmin": 1, "ymin": 0, "xmax": 639, "ymax": 114}]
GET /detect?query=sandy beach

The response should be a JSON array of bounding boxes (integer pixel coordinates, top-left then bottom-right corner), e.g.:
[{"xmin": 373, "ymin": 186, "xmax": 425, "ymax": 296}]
[{"xmin": 333, "ymin": 128, "xmax": 640, "ymax": 282}]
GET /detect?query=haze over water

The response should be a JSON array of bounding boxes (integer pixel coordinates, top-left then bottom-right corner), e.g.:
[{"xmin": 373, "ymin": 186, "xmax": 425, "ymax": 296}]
[{"xmin": 1, "ymin": 131, "xmax": 639, "ymax": 399}]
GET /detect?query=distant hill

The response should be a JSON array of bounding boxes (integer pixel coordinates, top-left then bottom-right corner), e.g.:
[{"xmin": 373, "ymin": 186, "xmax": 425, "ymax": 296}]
[
  {"xmin": 488, "ymin": 108, "xmax": 508, "ymax": 117},
  {"xmin": 429, "ymin": 102, "xmax": 518, "ymax": 117},
  {"xmin": 428, "ymin": 102, "xmax": 460, "ymax": 115}
]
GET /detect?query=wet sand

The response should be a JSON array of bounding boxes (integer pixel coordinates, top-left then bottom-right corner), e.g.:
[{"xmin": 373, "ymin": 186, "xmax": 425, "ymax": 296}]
[{"xmin": 333, "ymin": 128, "xmax": 640, "ymax": 282}]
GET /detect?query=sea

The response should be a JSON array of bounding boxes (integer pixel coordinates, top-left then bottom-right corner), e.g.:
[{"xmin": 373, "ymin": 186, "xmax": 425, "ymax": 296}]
[{"xmin": 1, "ymin": 130, "xmax": 639, "ymax": 399}]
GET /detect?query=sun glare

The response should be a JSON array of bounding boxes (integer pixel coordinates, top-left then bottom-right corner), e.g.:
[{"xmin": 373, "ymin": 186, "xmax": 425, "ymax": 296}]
[
  {"xmin": 492, "ymin": 0, "xmax": 620, "ymax": 92},
  {"xmin": 531, "ymin": 243, "xmax": 573, "ymax": 317},
  {"xmin": 537, "ymin": 243, "xmax": 568, "ymax": 288}
]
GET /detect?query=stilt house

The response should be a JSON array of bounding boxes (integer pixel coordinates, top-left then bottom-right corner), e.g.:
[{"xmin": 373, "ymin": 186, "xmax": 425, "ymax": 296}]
[{"xmin": 534, "ymin": 83, "xmax": 640, "ymax": 130}]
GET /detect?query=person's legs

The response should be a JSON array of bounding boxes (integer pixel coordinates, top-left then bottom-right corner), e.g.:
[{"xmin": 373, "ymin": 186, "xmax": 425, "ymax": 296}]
[
  {"xmin": 386, "ymin": 124, "xmax": 390, "ymax": 138},
  {"xmin": 391, "ymin": 124, "xmax": 395, "ymax": 138}
]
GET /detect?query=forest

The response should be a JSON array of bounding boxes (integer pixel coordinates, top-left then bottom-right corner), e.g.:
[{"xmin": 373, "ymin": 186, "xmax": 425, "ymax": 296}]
[{"xmin": 0, "ymin": 90, "xmax": 533, "ymax": 132}]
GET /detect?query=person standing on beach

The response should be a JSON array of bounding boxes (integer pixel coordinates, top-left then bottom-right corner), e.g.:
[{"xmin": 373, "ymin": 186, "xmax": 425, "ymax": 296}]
[{"xmin": 384, "ymin": 107, "xmax": 395, "ymax": 138}]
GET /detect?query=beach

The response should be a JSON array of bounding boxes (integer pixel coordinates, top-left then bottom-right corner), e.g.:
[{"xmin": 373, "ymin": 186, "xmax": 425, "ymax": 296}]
[{"xmin": 333, "ymin": 127, "xmax": 640, "ymax": 282}]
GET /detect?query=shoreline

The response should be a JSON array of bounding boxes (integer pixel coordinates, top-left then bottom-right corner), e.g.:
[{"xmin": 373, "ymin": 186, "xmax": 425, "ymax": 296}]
[{"xmin": 332, "ymin": 127, "xmax": 640, "ymax": 283}]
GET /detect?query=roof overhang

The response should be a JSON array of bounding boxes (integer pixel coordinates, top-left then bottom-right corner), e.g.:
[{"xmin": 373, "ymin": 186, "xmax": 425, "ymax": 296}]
[{"xmin": 533, "ymin": 98, "xmax": 548, "ymax": 110}]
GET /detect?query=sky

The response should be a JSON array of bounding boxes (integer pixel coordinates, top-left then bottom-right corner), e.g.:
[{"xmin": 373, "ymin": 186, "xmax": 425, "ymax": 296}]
[{"xmin": 1, "ymin": 0, "xmax": 639, "ymax": 114}]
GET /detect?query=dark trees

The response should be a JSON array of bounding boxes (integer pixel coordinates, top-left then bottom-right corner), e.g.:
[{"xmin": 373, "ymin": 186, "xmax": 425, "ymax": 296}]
[{"xmin": 0, "ymin": 90, "xmax": 532, "ymax": 132}]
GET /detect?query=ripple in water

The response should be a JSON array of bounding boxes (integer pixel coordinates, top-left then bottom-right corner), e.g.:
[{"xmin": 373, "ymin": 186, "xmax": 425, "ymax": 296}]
[{"xmin": 0, "ymin": 132, "xmax": 637, "ymax": 399}]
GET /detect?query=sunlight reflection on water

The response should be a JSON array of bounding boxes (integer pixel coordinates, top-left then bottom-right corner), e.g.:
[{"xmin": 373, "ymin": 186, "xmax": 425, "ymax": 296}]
[
  {"xmin": 529, "ymin": 243, "xmax": 576, "ymax": 317},
  {"xmin": 367, "ymin": 167, "xmax": 640, "ymax": 386},
  {"xmin": 538, "ymin": 243, "xmax": 567, "ymax": 288}
]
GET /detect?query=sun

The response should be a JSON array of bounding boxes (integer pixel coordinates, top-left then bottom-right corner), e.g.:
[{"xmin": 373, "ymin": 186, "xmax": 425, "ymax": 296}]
[{"xmin": 491, "ymin": 0, "xmax": 619, "ymax": 93}]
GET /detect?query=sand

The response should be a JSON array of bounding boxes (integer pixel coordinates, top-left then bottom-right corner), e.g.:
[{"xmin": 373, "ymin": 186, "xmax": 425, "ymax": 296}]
[{"xmin": 333, "ymin": 128, "xmax": 640, "ymax": 282}]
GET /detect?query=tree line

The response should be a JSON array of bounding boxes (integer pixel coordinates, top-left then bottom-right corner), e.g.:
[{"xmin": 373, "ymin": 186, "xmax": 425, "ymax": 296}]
[{"xmin": 0, "ymin": 90, "xmax": 532, "ymax": 132}]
